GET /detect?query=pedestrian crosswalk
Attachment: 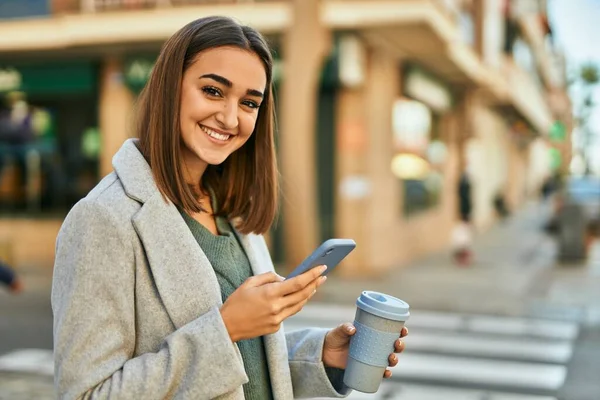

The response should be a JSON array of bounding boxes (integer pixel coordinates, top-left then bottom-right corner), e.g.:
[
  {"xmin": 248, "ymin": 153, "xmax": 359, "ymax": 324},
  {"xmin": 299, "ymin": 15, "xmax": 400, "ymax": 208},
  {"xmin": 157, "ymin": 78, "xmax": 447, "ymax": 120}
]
[
  {"xmin": 287, "ymin": 303, "xmax": 580, "ymax": 400},
  {"xmin": 0, "ymin": 304, "xmax": 579, "ymax": 400},
  {"xmin": 0, "ymin": 349, "xmax": 54, "ymax": 399}
]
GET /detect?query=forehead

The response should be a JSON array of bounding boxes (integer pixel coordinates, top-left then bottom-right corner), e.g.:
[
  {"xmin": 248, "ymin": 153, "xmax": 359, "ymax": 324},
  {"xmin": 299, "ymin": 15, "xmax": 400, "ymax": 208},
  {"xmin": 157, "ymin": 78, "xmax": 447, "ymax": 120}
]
[{"xmin": 187, "ymin": 46, "xmax": 267, "ymax": 90}]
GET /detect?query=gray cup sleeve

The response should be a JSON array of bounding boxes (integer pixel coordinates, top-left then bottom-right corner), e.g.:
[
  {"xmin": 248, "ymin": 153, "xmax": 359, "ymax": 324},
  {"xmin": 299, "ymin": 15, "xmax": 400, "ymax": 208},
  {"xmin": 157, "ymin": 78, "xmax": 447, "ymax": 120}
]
[{"xmin": 348, "ymin": 320, "xmax": 399, "ymax": 367}]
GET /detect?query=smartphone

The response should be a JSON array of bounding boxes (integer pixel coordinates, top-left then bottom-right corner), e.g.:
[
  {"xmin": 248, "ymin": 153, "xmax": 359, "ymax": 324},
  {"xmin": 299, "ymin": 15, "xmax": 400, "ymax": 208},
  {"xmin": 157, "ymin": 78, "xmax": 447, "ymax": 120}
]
[{"xmin": 285, "ymin": 238, "xmax": 356, "ymax": 280}]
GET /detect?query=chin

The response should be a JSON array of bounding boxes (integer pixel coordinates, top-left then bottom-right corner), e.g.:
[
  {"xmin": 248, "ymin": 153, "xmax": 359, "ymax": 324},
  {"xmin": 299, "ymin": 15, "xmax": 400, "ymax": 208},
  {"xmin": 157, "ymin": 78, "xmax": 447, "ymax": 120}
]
[{"xmin": 199, "ymin": 153, "xmax": 230, "ymax": 166}]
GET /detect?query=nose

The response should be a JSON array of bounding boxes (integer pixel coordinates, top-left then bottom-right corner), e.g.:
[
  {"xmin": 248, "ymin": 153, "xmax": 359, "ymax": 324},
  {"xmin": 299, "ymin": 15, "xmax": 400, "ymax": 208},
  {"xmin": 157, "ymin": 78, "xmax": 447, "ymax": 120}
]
[{"xmin": 215, "ymin": 100, "xmax": 239, "ymax": 131}]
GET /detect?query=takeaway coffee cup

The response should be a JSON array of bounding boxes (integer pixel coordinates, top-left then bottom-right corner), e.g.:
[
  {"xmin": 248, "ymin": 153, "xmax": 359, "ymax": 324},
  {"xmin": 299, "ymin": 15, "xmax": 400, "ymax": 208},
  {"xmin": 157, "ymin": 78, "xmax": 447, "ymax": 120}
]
[{"xmin": 343, "ymin": 291, "xmax": 410, "ymax": 393}]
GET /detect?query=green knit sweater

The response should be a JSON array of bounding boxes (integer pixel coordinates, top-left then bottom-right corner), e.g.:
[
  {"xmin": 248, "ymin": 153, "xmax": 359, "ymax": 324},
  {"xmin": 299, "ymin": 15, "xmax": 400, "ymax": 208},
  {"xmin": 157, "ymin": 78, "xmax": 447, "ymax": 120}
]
[{"xmin": 179, "ymin": 210, "xmax": 273, "ymax": 400}]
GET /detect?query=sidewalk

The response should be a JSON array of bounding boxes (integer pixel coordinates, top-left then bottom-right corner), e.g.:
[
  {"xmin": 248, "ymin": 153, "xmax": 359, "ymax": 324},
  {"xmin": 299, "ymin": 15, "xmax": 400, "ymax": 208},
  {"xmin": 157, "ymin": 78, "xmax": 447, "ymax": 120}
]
[
  {"xmin": 314, "ymin": 200, "xmax": 572, "ymax": 319},
  {"xmin": 0, "ymin": 371, "xmax": 53, "ymax": 400}
]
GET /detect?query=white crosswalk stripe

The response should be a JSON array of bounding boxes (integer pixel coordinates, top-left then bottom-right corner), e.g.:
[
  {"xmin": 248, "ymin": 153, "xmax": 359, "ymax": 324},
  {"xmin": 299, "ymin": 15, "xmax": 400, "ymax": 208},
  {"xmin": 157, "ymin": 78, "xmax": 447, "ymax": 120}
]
[
  {"xmin": 290, "ymin": 303, "xmax": 579, "ymax": 400},
  {"xmin": 0, "ymin": 304, "xmax": 578, "ymax": 400},
  {"xmin": 288, "ymin": 304, "xmax": 579, "ymax": 340},
  {"xmin": 0, "ymin": 349, "xmax": 54, "ymax": 376}
]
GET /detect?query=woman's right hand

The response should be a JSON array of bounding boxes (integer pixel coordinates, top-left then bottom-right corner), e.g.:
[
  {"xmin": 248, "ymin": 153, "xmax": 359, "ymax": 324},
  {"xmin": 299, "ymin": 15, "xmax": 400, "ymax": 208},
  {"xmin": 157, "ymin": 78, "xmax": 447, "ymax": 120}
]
[{"xmin": 220, "ymin": 266, "xmax": 328, "ymax": 342}]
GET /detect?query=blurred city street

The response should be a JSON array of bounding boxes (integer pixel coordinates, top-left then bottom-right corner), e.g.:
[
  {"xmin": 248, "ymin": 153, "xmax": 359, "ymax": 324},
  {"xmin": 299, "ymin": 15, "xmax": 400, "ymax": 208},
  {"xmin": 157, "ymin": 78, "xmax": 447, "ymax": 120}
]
[
  {"xmin": 2, "ymin": 200, "xmax": 600, "ymax": 399},
  {"xmin": 315, "ymin": 200, "xmax": 600, "ymax": 323}
]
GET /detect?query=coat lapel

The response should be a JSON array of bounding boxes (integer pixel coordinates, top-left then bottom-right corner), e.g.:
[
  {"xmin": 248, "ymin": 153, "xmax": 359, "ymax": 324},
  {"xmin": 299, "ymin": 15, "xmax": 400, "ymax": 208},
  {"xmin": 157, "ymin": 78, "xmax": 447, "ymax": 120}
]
[
  {"xmin": 113, "ymin": 139, "xmax": 222, "ymax": 330},
  {"xmin": 235, "ymin": 232, "xmax": 294, "ymax": 399},
  {"xmin": 132, "ymin": 193, "xmax": 222, "ymax": 329}
]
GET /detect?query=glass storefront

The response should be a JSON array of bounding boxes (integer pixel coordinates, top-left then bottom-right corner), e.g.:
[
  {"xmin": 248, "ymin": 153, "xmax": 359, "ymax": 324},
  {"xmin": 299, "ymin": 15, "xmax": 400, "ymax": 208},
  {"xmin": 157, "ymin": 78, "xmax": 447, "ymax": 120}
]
[
  {"xmin": 393, "ymin": 66, "xmax": 452, "ymax": 216},
  {"xmin": 0, "ymin": 61, "xmax": 99, "ymax": 216}
]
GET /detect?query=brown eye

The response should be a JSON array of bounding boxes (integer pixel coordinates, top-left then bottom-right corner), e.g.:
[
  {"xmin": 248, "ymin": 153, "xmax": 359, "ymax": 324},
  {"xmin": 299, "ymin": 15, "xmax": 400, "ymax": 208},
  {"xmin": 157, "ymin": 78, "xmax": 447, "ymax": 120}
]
[
  {"xmin": 242, "ymin": 100, "xmax": 260, "ymax": 109},
  {"xmin": 202, "ymin": 86, "xmax": 222, "ymax": 97}
]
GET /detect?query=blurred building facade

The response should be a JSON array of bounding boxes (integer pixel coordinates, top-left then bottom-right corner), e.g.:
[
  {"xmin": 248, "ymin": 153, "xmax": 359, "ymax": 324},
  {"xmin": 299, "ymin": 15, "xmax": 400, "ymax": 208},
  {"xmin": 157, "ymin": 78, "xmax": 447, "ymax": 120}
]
[{"xmin": 0, "ymin": 0, "xmax": 571, "ymax": 275}]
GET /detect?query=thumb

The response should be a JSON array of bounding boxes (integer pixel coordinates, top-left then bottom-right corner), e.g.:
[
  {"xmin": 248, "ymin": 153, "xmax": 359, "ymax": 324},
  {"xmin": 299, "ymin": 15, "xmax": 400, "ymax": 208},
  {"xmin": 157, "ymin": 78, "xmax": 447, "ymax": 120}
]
[
  {"xmin": 328, "ymin": 323, "xmax": 356, "ymax": 344},
  {"xmin": 244, "ymin": 271, "xmax": 284, "ymax": 287}
]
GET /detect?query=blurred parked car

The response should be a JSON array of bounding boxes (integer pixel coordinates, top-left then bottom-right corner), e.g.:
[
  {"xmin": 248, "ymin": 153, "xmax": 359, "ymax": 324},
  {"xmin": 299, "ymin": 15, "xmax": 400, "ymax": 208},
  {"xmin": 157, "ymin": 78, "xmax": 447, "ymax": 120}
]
[{"xmin": 546, "ymin": 177, "xmax": 600, "ymax": 262}]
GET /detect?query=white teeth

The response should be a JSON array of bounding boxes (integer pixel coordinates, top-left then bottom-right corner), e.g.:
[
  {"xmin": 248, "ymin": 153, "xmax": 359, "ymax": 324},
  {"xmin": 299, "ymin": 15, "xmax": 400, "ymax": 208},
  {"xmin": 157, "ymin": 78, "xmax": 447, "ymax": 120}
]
[{"xmin": 201, "ymin": 126, "xmax": 230, "ymax": 141}]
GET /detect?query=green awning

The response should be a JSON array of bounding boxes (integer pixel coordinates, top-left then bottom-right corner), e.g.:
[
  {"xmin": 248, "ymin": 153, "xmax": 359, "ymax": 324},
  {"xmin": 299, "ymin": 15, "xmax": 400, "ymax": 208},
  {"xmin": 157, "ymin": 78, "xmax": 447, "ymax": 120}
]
[{"xmin": 0, "ymin": 61, "xmax": 97, "ymax": 96}]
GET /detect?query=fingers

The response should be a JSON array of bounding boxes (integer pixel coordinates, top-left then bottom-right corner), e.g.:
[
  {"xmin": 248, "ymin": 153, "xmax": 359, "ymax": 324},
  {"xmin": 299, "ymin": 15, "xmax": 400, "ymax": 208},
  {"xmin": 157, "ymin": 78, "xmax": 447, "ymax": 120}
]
[
  {"xmin": 400, "ymin": 327, "xmax": 409, "ymax": 338},
  {"xmin": 245, "ymin": 271, "xmax": 284, "ymax": 287},
  {"xmin": 394, "ymin": 338, "xmax": 406, "ymax": 353},
  {"xmin": 277, "ymin": 265, "xmax": 327, "ymax": 296},
  {"xmin": 278, "ymin": 274, "xmax": 329, "ymax": 320},
  {"xmin": 393, "ymin": 327, "xmax": 408, "ymax": 353},
  {"xmin": 385, "ymin": 352, "xmax": 399, "ymax": 379},
  {"xmin": 278, "ymin": 290, "xmax": 316, "ymax": 320},
  {"xmin": 280, "ymin": 275, "xmax": 326, "ymax": 309}
]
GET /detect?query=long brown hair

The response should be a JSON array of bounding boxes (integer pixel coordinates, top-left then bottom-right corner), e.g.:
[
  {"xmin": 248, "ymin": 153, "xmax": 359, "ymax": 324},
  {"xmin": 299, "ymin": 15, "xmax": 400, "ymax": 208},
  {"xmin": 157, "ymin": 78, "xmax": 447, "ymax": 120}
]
[{"xmin": 136, "ymin": 16, "xmax": 278, "ymax": 235}]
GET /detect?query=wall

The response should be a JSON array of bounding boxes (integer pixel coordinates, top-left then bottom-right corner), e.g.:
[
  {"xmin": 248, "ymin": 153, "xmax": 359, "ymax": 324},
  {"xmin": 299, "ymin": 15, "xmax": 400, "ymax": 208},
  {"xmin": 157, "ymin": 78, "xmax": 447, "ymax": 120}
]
[
  {"xmin": 0, "ymin": 219, "xmax": 62, "ymax": 269},
  {"xmin": 479, "ymin": 0, "xmax": 506, "ymax": 69},
  {"xmin": 99, "ymin": 57, "xmax": 135, "ymax": 177},
  {"xmin": 526, "ymin": 137, "xmax": 551, "ymax": 196},
  {"xmin": 467, "ymin": 103, "xmax": 509, "ymax": 229},
  {"xmin": 506, "ymin": 136, "xmax": 529, "ymax": 210},
  {"xmin": 335, "ymin": 46, "xmax": 461, "ymax": 277}
]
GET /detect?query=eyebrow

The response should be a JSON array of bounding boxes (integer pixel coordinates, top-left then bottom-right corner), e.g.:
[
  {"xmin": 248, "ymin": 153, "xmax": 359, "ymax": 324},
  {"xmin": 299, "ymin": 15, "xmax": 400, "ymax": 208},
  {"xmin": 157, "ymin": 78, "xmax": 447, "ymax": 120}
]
[{"xmin": 200, "ymin": 73, "xmax": 264, "ymax": 98}]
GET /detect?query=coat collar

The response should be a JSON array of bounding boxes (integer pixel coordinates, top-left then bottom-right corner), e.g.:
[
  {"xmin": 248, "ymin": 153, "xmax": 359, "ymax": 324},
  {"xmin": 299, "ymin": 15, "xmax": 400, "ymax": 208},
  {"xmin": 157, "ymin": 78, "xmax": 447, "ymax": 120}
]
[
  {"xmin": 111, "ymin": 139, "xmax": 271, "ymax": 326},
  {"xmin": 112, "ymin": 139, "xmax": 156, "ymax": 203}
]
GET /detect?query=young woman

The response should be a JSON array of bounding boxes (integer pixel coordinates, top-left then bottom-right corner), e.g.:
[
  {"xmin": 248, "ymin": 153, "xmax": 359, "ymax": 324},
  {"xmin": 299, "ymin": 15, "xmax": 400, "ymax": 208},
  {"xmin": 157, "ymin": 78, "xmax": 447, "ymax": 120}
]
[{"xmin": 52, "ymin": 16, "xmax": 407, "ymax": 399}]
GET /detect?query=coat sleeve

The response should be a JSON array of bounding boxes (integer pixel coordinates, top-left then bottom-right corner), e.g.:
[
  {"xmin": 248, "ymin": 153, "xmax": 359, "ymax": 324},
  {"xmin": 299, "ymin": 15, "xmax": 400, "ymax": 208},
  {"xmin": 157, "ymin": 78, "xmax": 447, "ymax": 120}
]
[
  {"xmin": 285, "ymin": 328, "xmax": 351, "ymax": 399},
  {"xmin": 52, "ymin": 199, "xmax": 247, "ymax": 400}
]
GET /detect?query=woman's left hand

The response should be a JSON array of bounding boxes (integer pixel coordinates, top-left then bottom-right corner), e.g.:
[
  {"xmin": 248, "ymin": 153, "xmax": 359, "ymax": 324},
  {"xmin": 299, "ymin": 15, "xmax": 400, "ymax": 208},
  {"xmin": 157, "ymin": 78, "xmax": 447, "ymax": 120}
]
[{"xmin": 322, "ymin": 323, "xmax": 408, "ymax": 378}]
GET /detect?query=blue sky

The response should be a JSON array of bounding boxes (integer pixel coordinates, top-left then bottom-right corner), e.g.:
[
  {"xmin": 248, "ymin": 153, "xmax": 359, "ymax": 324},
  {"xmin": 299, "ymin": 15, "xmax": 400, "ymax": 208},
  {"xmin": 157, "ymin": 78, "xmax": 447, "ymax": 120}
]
[
  {"xmin": 549, "ymin": 0, "xmax": 600, "ymax": 65},
  {"xmin": 548, "ymin": 0, "xmax": 600, "ymax": 172}
]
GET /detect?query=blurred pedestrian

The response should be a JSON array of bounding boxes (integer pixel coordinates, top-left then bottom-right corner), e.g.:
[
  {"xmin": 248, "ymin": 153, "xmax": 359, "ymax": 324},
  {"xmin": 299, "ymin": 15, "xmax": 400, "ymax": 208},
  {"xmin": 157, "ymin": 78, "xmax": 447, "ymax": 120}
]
[
  {"xmin": 0, "ymin": 262, "xmax": 23, "ymax": 294},
  {"xmin": 452, "ymin": 172, "xmax": 474, "ymax": 266},
  {"xmin": 541, "ymin": 173, "xmax": 561, "ymax": 200},
  {"xmin": 494, "ymin": 191, "xmax": 510, "ymax": 219},
  {"xmin": 52, "ymin": 16, "xmax": 407, "ymax": 399},
  {"xmin": 451, "ymin": 222, "xmax": 473, "ymax": 266},
  {"xmin": 458, "ymin": 172, "xmax": 473, "ymax": 223},
  {"xmin": 0, "ymin": 92, "xmax": 36, "ymax": 201}
]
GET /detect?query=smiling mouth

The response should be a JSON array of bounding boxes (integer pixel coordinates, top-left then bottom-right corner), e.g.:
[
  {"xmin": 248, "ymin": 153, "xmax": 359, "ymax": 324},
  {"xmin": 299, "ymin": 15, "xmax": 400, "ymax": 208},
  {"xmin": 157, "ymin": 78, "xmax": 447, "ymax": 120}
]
[{"xmin": 199, "ymin": 125, "xmax": 232, "ymax": 142}]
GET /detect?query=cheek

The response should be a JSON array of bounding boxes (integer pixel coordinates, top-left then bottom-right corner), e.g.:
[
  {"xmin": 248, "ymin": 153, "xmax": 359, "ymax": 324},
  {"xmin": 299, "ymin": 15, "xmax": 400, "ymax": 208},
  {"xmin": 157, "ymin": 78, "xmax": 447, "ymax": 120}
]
[
  {"xmin": 181, "ymin": 88, "xmax": 208, "ymax": 122},
  {"xmin": 179, "ymin": 94, "xmax": 195, "ymax": 132},
  {"xmin": 239, "ymin": 112, "xmax": 259, "ymax": 138}
]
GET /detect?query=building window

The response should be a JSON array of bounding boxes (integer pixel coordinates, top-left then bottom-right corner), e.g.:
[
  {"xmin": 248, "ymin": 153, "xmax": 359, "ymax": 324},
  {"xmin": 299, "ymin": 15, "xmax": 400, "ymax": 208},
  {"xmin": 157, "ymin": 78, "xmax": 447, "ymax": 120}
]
[
  {"xmin": 0, "ymin": 62, "xmax": 99, "ymax": 216},
  {"xmin": 391, "ymin": 98, "xmax": 447, "ymax": 217}
]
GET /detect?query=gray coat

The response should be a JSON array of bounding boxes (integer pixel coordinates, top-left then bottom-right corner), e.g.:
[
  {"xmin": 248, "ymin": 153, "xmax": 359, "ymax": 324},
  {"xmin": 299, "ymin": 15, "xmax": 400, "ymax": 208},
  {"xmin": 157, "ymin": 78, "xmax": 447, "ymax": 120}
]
[{"xmin": 52, "ymin": 139, "xmax": 350, "ymax": 400}]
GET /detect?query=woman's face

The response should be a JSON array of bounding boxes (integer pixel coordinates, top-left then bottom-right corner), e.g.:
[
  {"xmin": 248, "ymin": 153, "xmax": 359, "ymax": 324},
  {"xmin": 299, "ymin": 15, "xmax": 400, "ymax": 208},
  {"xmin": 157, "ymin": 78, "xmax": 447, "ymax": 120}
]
[{"xmin": 179, "ymin": 46, "xmax": 267, "ymax": 173}]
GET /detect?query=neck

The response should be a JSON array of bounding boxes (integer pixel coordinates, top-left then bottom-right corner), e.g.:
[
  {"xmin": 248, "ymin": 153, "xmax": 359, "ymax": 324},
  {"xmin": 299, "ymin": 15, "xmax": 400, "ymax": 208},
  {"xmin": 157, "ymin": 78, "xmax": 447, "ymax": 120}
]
[{"xmin": 182, "ymin": 160, "xmax": 208, "ymax": 195}]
